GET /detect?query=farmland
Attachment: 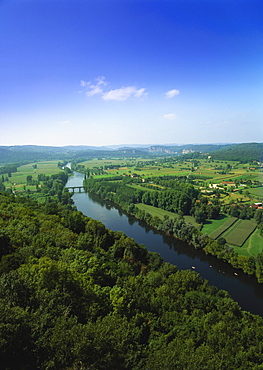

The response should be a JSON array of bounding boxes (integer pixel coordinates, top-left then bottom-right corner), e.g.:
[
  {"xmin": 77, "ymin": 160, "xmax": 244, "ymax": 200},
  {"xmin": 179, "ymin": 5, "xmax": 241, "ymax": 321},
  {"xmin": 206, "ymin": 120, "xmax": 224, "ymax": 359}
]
[
  {"xmin": 221, "ymin": 219, "xmax": 257, "ymax": 247},
  {"xmin": 2, "ymin": 161, "xmax": 64, "ymax": 193},
  {"xmin": 78, "ymin": 155, "xmax": 263, "ymax": 257},
  {"xmin": 77, "ymin": 156, "xmax": 263, "ymax": 214},
  {"xmin": 204, "ymin": 216, "xmax": 238, "ymax": 239},
  {"xmin": 1, "ymin": 154, "xmax": 263, "ymax": 258},
  {"xmin": 79, "ymin": 156, "xmax": 262, "ymax": 194}
]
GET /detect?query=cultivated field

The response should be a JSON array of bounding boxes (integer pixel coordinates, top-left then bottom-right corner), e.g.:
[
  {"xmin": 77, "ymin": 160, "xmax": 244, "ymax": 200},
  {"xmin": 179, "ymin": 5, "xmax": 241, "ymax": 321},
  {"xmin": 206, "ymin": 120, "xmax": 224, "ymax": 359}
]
[
  {"xmin": 3, "ymin": 161, "xmax": 63, "ymax": 192},
  {"xmin": 208, "ymin": 217, "xmax": 238, "ymax": 239},
  {"xmin": 80, "ymin": 157, "xmax": 263, "ymax": 200},
  {"xmin": 79, "ymin": 156, "xmax": 263, "ymax": 255},
  {"xmin": 221, "ymin": 219, "xmax": 257, "ymax": 247},
  {"xmin": 230, "ymin": 229, "xmax": 263, "ymax": 258}
]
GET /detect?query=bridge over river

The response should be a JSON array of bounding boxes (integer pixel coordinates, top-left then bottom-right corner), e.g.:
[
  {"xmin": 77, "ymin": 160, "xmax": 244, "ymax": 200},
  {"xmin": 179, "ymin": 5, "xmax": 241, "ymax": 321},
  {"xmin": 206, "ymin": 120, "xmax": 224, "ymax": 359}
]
[{"xmin": 66, "ymin": 186, "xmax": 88, "ymax": 193}]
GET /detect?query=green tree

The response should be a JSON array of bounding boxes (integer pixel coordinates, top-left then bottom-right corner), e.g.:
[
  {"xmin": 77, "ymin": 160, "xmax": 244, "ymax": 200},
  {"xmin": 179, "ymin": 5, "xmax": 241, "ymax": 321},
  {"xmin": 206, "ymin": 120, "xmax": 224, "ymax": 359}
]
[
  {"xmin": 255, "ymin": 209, "xmax": 263, "ymax": 224},
  {"xmin": 26, "ymin": 175, "xmax": 33, "ymax": 184}
]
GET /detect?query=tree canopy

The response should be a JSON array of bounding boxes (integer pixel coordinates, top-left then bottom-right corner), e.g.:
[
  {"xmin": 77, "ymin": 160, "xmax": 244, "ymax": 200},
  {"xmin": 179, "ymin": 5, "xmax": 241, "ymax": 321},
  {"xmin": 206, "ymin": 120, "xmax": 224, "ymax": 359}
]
[{"xmin": 1, "ymin": 191, "xmax": 263, "ymax": 369}]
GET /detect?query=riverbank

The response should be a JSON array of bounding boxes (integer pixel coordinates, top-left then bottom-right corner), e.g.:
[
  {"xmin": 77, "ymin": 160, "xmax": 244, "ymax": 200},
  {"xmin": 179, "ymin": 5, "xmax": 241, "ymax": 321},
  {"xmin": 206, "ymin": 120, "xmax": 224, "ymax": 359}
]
[
  {"xmin": 66, "ymin": 171, "xmax": 263, "ymax": 316},
  {"xmin": 84, "ymin": 186, "xmax": 261, "ymax": 283}
]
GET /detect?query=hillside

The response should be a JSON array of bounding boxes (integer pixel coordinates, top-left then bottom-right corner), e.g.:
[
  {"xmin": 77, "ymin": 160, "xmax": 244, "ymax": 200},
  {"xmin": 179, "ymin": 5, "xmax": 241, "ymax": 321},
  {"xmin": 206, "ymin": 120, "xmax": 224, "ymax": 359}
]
[
  {"xmin": 1, "ymin": 191, "xmax": 263, "ymax": 369},
  {"xmin": 209, "ymin": 142, "xmax": 263, "ymax": 163},
  {"xmin": 0, "ymin": 145, "xmax": 110, "ymax": 164},
  {"xmin": 0, "ymin": 146, "xmax": 66, "ymax": 164}
]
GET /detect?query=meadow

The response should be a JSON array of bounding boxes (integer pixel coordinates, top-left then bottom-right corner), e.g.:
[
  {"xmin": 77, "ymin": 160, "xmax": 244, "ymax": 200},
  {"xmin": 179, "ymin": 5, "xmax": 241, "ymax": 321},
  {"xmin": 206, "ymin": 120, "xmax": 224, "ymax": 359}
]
[
  {"xmin": 235, "ymin": 229, "xmax": 263, "ymax": 257},
  {"xmin": 136, "ymin": 203, "xmax": 199, "ymax": 228},
  {"xmin": 3, "ymin": 161, "xmax": 63, "ymax": 192}
]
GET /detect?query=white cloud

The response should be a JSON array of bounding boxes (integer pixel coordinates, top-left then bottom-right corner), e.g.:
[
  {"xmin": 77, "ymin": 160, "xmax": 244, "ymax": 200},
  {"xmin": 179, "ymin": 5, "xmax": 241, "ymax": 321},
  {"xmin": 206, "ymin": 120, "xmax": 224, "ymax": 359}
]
[
  {"xmin": 95, "ymin": 76, "xmax": 107, "ymax": 86},
  {"xmin": 86, "ymin": 85, "xmax": 103, "ymax": 97},
  {"xmin": 102, "ymin": 86, "xmax": 147, "ymax": 101},
  {"xmin": 163, "ymin": 113, "xmax": 176, "ymax": 120},
  {"xmin": 80, "ymin": 80, "xmax": 87, "ymax": 87},
  {"xmin": 80, "ymin": 77, "xmax": 147, "ymax": 101},
  {"xmin": 165, "ymin": 89, "xmax": 180, "ymax": 98},
  {"xmin": 80, "ymin": 76, "xmax": 106, "ymax": 97}
]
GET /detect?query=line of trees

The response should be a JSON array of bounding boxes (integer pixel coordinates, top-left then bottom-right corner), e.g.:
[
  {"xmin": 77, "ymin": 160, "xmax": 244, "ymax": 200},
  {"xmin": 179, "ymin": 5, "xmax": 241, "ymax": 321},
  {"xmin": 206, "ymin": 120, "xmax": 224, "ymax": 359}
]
[
  {"xmin": 84, "ymin": 177, "xmax": 201, "ymax": 216},
  {"xmin": 0, "ymin": 164, "xmax": 17, "ymax": 176},
  {"xmin": 127, "ymin": 206, "xmax": 258, "ymax": 279}
]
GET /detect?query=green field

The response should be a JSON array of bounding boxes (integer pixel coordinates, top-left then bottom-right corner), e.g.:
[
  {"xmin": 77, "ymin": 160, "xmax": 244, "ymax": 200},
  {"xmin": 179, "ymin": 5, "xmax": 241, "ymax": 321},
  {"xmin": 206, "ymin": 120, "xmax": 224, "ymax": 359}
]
[
  {"xmin": 247, "ymin": 187, "xmax": 263, "ymax": 198},
  {"xmin": 80, "ymin": 157, "xmax": 262, "ymax": 198},
  {"xmin": 221, "ymin": 219, "xmax": 257, "ymax": 247},
  {"xmin": 209, "ymin": 217, "xmax": 238, "ymax": 239},
  {"xmin": 79, "ymin": 156, "xmax": 263, "ymax": 257},
  {"xmin": 4, "ymin": 161, "xmax": 63, "ymax": 192},
  {"xmin": 201, "ymin": 213, "xmax": 263, "ymax": 255},
  {"xmin": 127, "ymin": 184, "xmax": 158, "ymax": 192},
  {"xmin": 202, "ymin": 215, "xmax": 237, "ymax": 238},
  {"xmin": 136, "ymin": 203, "xmax": 199, "ymax": 227},
  {"xmin": 231, "ymin": 229, "xmax": 263, "ymax": 257},
  {"xmin": 136, "ymin": 204, "xmax": 262, "ymax": 255}
]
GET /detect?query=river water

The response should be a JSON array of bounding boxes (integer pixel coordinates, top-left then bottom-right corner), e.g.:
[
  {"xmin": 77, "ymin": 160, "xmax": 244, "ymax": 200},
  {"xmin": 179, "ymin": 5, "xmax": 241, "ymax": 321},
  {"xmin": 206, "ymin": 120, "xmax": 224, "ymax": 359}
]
[{"xmin": 67, "ymin": 171, "xmax": 263, "ymax": 316}]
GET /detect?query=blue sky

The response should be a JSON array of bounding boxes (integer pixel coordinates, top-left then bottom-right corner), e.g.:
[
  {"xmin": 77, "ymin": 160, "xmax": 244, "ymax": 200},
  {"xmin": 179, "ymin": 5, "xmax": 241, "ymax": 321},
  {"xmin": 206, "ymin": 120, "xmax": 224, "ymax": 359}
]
[{"xmin": 0, "ymin": 0, "xmax": 262, "ymax": 147}]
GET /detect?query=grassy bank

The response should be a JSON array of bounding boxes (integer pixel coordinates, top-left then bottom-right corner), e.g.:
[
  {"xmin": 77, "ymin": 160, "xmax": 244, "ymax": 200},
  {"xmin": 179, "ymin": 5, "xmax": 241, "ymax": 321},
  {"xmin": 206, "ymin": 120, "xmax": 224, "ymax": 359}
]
[{"xmin": 136, "ymin": 203, "xmax": 199, "ymax": 227}]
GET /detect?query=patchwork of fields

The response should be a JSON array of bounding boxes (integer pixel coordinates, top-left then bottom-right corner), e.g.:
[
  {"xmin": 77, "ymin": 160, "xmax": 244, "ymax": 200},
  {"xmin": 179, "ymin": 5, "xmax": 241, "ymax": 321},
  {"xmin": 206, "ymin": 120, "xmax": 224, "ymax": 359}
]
[
  {"xmin": 80, "ymin": 158, "xmax": 262, "ymax": 181},
  {"xmin": 1, "ymin": 157, "xmax": 263, "ymax": 257},
  {"xmin": 137, "ymin": 203, "xmax": 261, "ymax": 253},
  {"xmin": 221, "ymin": 219, "xmax": 257, "ymax": 247},
  {"xmin": 209, "ymin": 217, "xmax": 238, "ymax": 239},
  {"xmin": 4, "ymin": 161, "xmax": 64, "ymax": 192},
  {"xmin": 203, "ymin": 216, "xmax": 260, "ymax": 256}
]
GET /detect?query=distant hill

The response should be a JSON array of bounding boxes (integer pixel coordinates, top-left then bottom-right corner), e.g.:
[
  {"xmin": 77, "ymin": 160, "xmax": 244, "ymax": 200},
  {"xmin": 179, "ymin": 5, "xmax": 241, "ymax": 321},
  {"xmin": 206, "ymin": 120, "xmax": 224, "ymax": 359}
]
[
  {"xmin": 0, "ymin": 145, "xmax": 111, "ymax": 164},
  {"xmin": 0, "ymin": 146, "xmax": 66, "ymax": 164},
  {"xmin": 146, "ymin": 143, "xmax": 233, "ymax": 154},
  {"xmin": 63, "ymin": 145, "xmax": 112, "ymax": 151},
  {"xmin": 3, "ymin": 145, "xmax": 110, "ymax": 153},
  {"xmin": 1, "ymin": 142, "xmax": 262, "ymax": 165},
  {"xmin": 208, "ymin": 143, "xmax": 263, "ymax": 163}
]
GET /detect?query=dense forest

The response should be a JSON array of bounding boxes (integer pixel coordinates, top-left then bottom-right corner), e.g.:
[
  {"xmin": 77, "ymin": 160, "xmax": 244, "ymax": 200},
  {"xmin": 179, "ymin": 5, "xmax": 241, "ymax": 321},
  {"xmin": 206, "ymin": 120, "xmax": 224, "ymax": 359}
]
[
  {"xmin": 1, "ymin": 190, "xmax": 263, "ymax": 369},
  {"xmin": 208, "ymin": 143, "xmax": 263, "ymax": 163}
]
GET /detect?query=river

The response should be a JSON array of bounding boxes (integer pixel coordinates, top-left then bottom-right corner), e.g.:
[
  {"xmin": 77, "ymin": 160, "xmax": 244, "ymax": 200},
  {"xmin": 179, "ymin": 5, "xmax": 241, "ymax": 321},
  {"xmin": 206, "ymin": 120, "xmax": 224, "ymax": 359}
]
[{"xmin": 67, "ymin": 171, "xmax": 263, "ymax": 316}]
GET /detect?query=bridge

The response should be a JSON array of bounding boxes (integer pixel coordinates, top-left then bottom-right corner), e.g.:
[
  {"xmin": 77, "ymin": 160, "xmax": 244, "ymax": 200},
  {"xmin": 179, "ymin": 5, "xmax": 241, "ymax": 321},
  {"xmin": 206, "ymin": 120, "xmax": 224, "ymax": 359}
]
[{"xmin": 65, "ymin": 186, "xmax": 89, "ymax": 193}]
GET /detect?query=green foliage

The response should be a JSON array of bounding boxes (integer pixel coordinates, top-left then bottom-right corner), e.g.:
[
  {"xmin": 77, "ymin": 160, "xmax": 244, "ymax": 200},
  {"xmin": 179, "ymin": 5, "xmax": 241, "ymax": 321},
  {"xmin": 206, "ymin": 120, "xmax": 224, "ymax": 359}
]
[
  {"xmin": 255, "ymin": 209, "xmax": 263, "ymax": 224},
  {"xmin": 210, "ymin": 142, "xmax": 263, "ymax": 163},
  {"xmin": 0, "ymin": 164, "xmax": 18, "ymax": 175},
  {"xmin": 1, "ymin": 191, "xmax": 263, "ymax": 369},
  {"xmin": 85, "ymin": 176, "xmax": 200, "ymax": 216}
]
